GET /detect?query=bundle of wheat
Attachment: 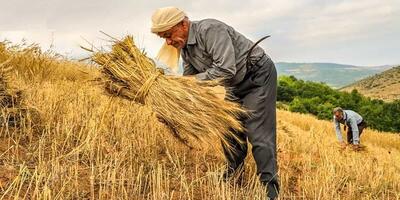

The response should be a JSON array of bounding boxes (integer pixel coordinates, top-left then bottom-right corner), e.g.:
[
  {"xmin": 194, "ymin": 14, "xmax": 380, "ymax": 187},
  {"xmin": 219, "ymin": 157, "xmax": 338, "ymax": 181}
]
[
  {"xmin": 0, "ymin": 59, "xmax": 26, "ymax": 127},
  {"xmin": 89, "ymin": 35, "xmax": 246, "ymax": 148}
]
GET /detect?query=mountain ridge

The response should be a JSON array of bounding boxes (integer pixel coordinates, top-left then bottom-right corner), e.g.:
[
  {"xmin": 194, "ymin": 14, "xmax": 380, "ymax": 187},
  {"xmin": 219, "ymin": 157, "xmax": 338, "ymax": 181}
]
[
  {"xmin": 275, "ymin": 62, "xmax": 394, "ymax": 88},
  {"xmin": 341, "ymin": 65, "xmax": 400, "ymax": 101}
]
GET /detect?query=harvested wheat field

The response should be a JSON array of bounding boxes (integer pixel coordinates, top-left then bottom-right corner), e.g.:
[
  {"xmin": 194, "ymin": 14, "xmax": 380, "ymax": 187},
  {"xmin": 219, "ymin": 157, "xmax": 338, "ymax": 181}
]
[{"xmin": 0, "ymin": 40, "xmax": 399, "ymax": 200}]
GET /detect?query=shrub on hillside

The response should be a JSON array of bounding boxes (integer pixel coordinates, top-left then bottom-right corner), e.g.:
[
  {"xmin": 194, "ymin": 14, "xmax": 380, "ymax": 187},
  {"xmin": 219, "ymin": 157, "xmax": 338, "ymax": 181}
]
[{"xmin": 278, "ymin": 76, "xmax": 400, "ymax": 133}]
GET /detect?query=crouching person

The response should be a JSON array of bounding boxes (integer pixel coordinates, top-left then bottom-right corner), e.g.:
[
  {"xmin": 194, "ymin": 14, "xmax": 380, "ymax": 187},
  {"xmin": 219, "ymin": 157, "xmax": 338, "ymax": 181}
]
[{"xmin": 333, "ymin": 107, "xmax": 367, "ymax": 150}]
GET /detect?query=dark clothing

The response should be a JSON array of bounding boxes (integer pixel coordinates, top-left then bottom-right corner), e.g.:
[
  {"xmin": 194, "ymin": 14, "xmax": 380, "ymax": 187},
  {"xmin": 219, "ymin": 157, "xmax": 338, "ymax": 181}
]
[
  {"xmin": 181, "ymin": 19, "xmax": 266, "ymax": 86},
  {"xmin": 334, "ymin": 110, "xmax": 363, "ymax": 144},
  {"xmin": 181, "ymin": 18, "xmax": 279, "ymax": 199},
  {"xmin": 346, "ymin": 120, "xmax": 367, "ymax": 144},
  {"xmin": 222, "ymin": 54, "xmax": 279, "ymax": 198}
]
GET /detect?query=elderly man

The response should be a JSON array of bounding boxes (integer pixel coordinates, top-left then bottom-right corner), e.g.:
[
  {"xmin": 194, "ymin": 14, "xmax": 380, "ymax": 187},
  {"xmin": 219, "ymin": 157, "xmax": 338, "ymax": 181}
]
[
  {"xmin": 333, "ymin": 107, "xmax": 367, "ymax": 149},
  {"xmin": 151, "ymin": 7, "xmax": 279, "ymax": 199}
]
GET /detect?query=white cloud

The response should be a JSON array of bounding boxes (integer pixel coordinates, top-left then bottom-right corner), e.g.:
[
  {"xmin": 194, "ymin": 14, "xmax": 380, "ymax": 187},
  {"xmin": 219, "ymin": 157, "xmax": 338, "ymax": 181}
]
[
  {"xmin": 291, "ymin": 0, "xmax": 397, "ymax": 42},
  {"xmin": 0, "ymin": 0, "xmax": 399, "ymax": 66}
]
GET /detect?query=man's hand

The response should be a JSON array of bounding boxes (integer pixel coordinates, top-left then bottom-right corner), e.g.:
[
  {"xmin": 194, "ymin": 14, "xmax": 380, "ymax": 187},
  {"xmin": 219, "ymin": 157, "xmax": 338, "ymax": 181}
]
[
  {"xmin": 351, "ymin": 144, "xmax": 361, "ymax": 151},
  {"xmin": 179, "ymin": 75, "xmax": 196, "ymax": 81},
  {"xmin": 338, "ymin": 141, "xmax": 347, "ymax": 149},
  {"xmin": 207, "ymin": 85, "xmax": 226, "ymax": 100},
  {"xmin": 169, "ymin": 75, "xmax": 225, "ymax": 99}
]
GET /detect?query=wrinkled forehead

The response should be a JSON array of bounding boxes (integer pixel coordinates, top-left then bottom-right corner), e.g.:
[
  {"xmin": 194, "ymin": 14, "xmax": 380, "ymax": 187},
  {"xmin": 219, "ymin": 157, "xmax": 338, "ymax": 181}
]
[
  {"xmin": 157, "ymin": 23, "xmax": 182, "ymax": 38},
  {"xmin": 157, "ymin": 30, "xmax": 172, "ymax": 38},
  {"xmin": 159, "ymin": 27, "xmax": 180, "ymax": 39}
]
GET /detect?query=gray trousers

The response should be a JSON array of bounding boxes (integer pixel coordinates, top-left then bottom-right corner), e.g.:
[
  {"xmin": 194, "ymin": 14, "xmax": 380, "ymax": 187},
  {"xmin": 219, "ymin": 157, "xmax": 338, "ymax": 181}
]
[
  {"xmin": 346, "ymin": 121, "xmax": 367, "ymax": 144},
  {"xmin": 223, "ymin": 54, "xmax": 279, "ymax": 190}
]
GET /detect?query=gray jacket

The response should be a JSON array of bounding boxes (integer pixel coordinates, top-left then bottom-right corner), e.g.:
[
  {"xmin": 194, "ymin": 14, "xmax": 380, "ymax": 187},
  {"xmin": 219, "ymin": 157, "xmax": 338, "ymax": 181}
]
[{"xmin": 181, "ymin": 18, "xmax": 268, "ymax": 86}]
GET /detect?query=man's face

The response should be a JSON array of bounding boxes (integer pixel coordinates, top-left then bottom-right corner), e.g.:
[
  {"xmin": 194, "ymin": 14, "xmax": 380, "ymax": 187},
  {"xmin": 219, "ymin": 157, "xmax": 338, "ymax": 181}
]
[
  {"xmin": 334, "ymin": 111, "xmax": 343, "ymax": 120},
  {"xmin": 157, "ymin": 21, "xmax": 189, "ymax": 49}
]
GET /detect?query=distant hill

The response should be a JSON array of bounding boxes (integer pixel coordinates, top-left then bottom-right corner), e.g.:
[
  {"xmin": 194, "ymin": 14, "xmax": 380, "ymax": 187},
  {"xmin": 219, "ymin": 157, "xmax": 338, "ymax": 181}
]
[
  {"xmin": 1, "ymin": 40, "xmax": 399, "ymax": 200},
  {"xmin": 275, "ymin": 62, "xmax": 392, "ymax": 88},
  {"xmin": 341, "ymin": 66, "xmax": 400, "ymax": 101}
]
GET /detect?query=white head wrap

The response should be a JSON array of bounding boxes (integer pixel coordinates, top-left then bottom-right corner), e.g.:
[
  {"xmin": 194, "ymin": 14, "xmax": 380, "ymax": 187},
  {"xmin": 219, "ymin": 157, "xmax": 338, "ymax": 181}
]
[
  {"xmin": 151, "ymin": 7, "xmax": 186, "ymax": 33},
  {"xmin": 151, "ymin": 7, "xmax": 186, "ymax": 73}
]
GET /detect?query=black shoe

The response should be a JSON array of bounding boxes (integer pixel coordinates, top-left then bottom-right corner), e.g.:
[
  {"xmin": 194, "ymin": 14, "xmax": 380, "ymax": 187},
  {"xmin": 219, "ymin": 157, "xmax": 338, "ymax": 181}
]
[{"xmin": 264, "ymin": 182, "xmax": 279, "ymax": 200}]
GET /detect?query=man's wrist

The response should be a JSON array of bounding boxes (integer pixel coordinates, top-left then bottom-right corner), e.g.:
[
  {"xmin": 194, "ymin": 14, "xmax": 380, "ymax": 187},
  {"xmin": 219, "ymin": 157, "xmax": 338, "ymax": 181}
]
[{"xmin": 195, "ymin": 72, "xmax": 208, "ymax": 80}]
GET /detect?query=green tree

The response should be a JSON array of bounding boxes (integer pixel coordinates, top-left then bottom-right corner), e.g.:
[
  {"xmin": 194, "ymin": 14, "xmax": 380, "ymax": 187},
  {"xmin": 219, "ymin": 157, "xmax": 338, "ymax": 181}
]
[{"xmin": 277, "ymin": 75, "xmax": 400, "ymax": 133}]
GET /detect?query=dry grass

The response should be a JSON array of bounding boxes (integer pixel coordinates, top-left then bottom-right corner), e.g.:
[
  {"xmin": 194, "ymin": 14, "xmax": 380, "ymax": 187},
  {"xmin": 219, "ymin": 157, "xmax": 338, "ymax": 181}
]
[
  {"xmin": 0, "ymin": 40, "xmax": 399, "ymax": 199},
  {"xmin": 0, "ymin": 40, "xmax": 96, "ymax": 84},
  {"xmin": 88, "ymin": 36, "xmax": 245, "ymax": 150},
  {"xmin": 277, "ymin": 110, "xmax": 400, "ymax": 199},
  {"xmin": 0, "ymin": 55, "xmax": 36, "ymax": 131},
  {"xmin": 341, "ymin": 66, "xmax": 400, "ymax": 101}
]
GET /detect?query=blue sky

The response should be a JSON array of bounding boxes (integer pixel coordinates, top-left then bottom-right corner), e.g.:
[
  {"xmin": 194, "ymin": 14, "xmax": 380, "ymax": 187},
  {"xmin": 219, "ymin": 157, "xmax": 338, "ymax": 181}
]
[{"xmin": 1, "ymin": 0, "xmax": 399, "ymax": 66}]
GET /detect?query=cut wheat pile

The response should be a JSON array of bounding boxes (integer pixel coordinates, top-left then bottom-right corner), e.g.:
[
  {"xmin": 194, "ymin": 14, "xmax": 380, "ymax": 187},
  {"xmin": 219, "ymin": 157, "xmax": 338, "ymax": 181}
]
[
  {"xmin": 88, "ymin": 35, "xmax": 246, "ymax": 148},
  {"xmin": 0, "ymin": 59, "xmax": 28, "ymax": 127}
]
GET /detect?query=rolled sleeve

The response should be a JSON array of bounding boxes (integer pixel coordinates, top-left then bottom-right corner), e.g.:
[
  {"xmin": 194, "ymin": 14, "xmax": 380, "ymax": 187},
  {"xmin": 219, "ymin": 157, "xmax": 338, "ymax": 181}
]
[
  {"xmin": 195, "ymin": 72, "xmax": 208, "ymax": 80},
  {"xmin": 199, "ymin": 25, "xmax": 236, "ymax": 81},
  {"xmin": 334, "ymin": 118, "xmax": 343, "ymax": 142}
]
